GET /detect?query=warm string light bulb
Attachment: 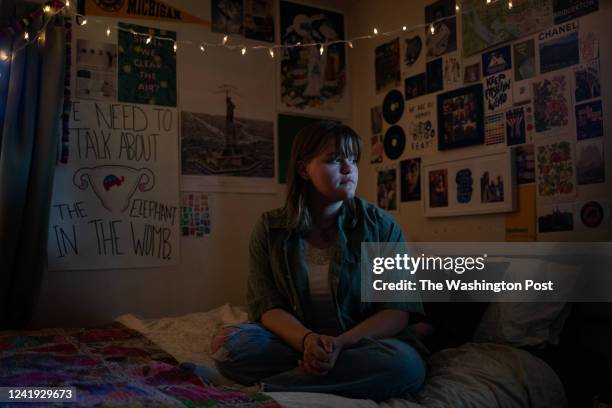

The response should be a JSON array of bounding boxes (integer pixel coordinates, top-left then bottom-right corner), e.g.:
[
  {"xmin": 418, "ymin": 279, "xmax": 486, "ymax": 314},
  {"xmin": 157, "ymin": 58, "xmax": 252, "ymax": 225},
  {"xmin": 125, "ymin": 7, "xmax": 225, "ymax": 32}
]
[
  {"xmin": 455, "ymin": 4, "xmax": 460, "ymax": 11},
  {"xmin": 173, "ymin": 42, "xmax": 177, "ymax": 52},
  {"xmin": 241, "ymin": 46, "xmax": 247, "ymax": 55},
  {"xmin": 348, "ymin": 41, "xmax": 354, "ymax": 48},
  {"xmin": 373, "ymin": 27, "xmax": 379, "ymax": 35},
  {"xmin": 222, "ymin": 35, "xmax": 228, "ymax": 45},
  {"xmin": 146, "ymin": 36, "xmax": 152, "ymax": 44},
  {"xmin": 65, "ymin": 0, "xmax": 69, "ymax": 6},
  {"xmin": 430, "ymin": 24, "xmax": 435, "ymax": 35},
  {"xmin": 43, "ymin": 5, "xmax": 51, "ymax": 13},
  {"xmin": 0, "ymin": 51, "xmax": 9, "ymax": 61},
  {"xmin": 106, "ymin": 27, "xmax": 110, "ymax": 37},
  {"xmin": 402, "ymin": 25, "xmax": 407, "ymax": 31},
  {"xmin": 81, "ymin": 17, "xmax": 88, "ymax": 25},
  {"xmin": 508, "ymin": 0, "xmax": 513, "ymax": 9},
  {"xmin": 24, "ymin": 32, "xmax": 29, "ymax": 40},
  {"xmin": 269, "ymin": 48, "xmax": 274, "ymax": 58},
  {"xmin": 199, "ymin": 44, "xmax": 205, "ymax": 52},
  {"xmin": 319, "ymin": 44, "xmax": 324, "ymax": 55}
]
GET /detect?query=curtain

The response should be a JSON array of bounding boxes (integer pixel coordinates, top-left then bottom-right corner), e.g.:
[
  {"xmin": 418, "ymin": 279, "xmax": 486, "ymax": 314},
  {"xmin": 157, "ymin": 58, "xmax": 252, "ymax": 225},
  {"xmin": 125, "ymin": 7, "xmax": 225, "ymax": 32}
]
[{"xmin": 0, "ymin": 5, "xmax": 66, "ymax": 329}]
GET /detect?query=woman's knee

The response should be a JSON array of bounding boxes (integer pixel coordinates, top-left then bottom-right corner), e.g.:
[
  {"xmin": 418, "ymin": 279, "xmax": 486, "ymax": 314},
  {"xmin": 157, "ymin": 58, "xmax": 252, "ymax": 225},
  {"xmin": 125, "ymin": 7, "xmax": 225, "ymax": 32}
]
[
  {"xmin": 210, "ymin": 323, "xmax": 269, "ymax": 363},
  {"xmin": 379, "ymin": 340, "xmax": 427, "ymax": 394}
]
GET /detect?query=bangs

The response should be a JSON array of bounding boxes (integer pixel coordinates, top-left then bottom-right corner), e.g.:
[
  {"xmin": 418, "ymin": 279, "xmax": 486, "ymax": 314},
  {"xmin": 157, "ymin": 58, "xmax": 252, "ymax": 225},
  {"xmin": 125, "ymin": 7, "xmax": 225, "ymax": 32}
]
[{"xmin": 333, "ymin": 127, "xmax": 362, "ymax": 162}]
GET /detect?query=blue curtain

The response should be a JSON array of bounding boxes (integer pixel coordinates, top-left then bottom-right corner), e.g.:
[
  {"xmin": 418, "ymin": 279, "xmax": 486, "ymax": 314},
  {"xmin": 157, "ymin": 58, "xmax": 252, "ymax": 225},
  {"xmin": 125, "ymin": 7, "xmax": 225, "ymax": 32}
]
[{"xmin": 0, "ymin": 5, "xmax": 66, "ymax": 329}]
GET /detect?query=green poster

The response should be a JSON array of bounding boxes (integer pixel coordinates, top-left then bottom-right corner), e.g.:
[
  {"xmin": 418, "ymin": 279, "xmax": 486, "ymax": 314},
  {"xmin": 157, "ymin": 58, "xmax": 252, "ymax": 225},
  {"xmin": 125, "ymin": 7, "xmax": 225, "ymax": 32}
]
[{"xmin": 118, "ymin": 22, "xmax": 176, "ymax": 106}]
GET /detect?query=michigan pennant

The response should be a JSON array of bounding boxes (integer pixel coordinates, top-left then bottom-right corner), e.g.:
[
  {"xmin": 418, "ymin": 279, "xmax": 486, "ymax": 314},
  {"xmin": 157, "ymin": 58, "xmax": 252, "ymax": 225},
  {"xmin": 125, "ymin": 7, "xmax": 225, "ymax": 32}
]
[{"xmin": 85, "ymin": 0, "xmax": 210, "ymax": 27}]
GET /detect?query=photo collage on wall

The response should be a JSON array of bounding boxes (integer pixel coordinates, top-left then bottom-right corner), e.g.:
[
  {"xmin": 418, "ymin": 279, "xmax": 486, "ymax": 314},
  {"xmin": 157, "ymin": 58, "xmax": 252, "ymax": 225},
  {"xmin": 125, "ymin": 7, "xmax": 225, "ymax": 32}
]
[{"xmin": 368, "ymin": 0, "xmax": 606, "ymax": 235}]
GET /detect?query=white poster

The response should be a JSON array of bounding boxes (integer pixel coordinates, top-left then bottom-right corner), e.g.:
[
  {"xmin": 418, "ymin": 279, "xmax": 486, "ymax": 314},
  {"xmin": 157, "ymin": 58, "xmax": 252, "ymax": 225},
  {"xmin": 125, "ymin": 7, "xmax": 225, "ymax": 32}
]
[
  {"xmin": 404, "ymin": 97, "xmax": 437, "ymax": 155},
  {"xmin": 180, "ymin": 32, "xmax": 277, "ymax": 193},
  {"xmin": 48, "ymin": 100, "xmax": 180, "ymax": 270}
]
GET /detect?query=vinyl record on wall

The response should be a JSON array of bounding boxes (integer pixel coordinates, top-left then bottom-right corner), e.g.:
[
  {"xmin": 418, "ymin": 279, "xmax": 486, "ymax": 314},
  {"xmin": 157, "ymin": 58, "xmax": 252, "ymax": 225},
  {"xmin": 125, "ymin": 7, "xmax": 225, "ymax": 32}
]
[
  {"xmin": 382, "ymin": 89, "xmax": 404, "ymax": 124},
  {"xmin": 383, "ymin": 125, "xmax": 406, "ymax": 160}
]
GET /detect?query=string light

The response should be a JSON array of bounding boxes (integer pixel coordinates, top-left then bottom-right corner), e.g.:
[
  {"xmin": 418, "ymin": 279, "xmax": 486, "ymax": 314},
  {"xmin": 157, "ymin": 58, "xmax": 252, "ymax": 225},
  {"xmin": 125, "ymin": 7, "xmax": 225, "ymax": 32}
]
[
  {"xmin": 199, "ymin": 43, "xmax": 205, "ymax": 52},
  {"xmin": 456, "ymin": 4, "xmax": 460, "ymax": 11},
  {"xmin": 43, "ymin": 5, "xmax": 51, "ymax": 13},
  {"xmin": 402, "ymin": 25, "xmax": 407, "ymax": 31},
  {"xmin": 508, "ymin": 0, "xmax": 513, "ymax": 9},
  {"xmin": 24, "ymin": 32, "xmax": 29, "ymax": 40},
  {"xmin": 348, "ymin": 41, "xmax": 353, "ymax": 48},
  {"xmin": 65, "ymin": 0, "xmax": 69, "ymax": 6},
  {"xmin": 222, "ymin": 35, "xmax": 228, "ymax": 45},
  {"xmin": 373, "ymin": 27, "xmax": 378, "ymax": 35},
  {"xmin": 269, "ymin": 48, "xmax": 274, "ymax": 58},
  {"xmin": 106, "ymin": 27, "xmax": 110, "ymax": 37},
  {"xmin": 80, "ymin": 17, "xmax": 88, "ymax": 25},
  {"xmin": 173, "ymin": 42, "xmax": 177, "ymax": 52},
  {"xmin": 486, "ymin": 0, "xmax": 491, "ymax": 3},
  {"xmin": 319, "ymin": 44, "xmax": 324, "ymax": 55},
  {"xmin": 0, "ymin": 51, "xmax": 9, "ymax": 61},
  {"xmin": 241, "ymin": 46, "xmax": 246, "ymax": 55},
  {"xmin": 146, "ymin": 36, "xmax": 152, "ymax": 44},
  {"xmin": 430, "ymin": 23, "xmax": 435, "ymax": 34}
]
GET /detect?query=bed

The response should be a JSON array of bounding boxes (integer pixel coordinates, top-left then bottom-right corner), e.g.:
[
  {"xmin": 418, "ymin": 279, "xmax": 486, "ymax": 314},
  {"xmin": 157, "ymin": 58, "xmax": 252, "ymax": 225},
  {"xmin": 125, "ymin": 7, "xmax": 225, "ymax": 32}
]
[
  {"xmin": 112, "ymin": 304, "xmax": 568, "ymax": 408},
  {"xmin": 0, "ymin": 303, "xmax": 569, "ymax": 407}
]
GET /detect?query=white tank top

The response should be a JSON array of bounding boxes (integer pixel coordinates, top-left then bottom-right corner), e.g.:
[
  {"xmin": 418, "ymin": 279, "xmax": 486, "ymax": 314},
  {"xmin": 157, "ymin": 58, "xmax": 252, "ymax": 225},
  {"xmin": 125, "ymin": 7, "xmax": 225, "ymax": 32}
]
[{"xmin": 304, "ymin": 241, "xmax": 340, "ymax": 335}]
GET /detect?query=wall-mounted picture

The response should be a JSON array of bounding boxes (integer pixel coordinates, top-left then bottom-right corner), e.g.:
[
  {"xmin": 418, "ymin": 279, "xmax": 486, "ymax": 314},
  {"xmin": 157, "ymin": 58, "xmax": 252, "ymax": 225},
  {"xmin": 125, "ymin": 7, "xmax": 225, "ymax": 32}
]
[
  {"xmin": 538, "ymin": 203, "xmax": 574, "ymax": 233},
  {"xmin": 371, "ymin": 134, "xmax": 384, "ymax": 164},
  {"xmin": 574, "ymin": 61, "xmax": 601, "ymax": 103},
  {"xmin": 576, "ymin": 100, "xmax": 603, "ymax": 140},
  {"xmin": 437, "ymin": 84, "xmax": 484, "ymax": 150},
  {"xmin": 533, "ymin": 72, "xmax": 571, "ymax": 137},
  {"xmin": 377, "ymin": 168, "xmax": 398, "ymax": 211},
  {"xmin": 463, "ymin": 62, "xmax": 480, "ymax": 84},
  {"xmin": 428, "ymin": 169, "xmax": 449, "ymax": 208},
  {"xmin": 212, "ymin": 0, "xmax": 244, "ymax": 34},
  {"xmin": 402, "ymin": 33, "xmax": 424, "ymax": 74},
  {"xmin": 244, "ymin": 0, "xmax": 275, "ymax": 42},
  {"xmin": 536, "ymin": 139, "xmax": 576, "ymax": 200},
  {"xmin": 482, "ymin": 45, "xmax": 511, "ymax": 76},
  {"xmin": 405, "ymin": 73, "xmax": 427, "ymax": 100},
  {"xmin": 280, "ymin": 1, "xmax": 347, "ymax": 117},
  {"xmin": 514, "ymin": 144, "xmax": 535, "ymax": 185},
  {"xmin": 423, "ymin": 151, "xmax": 515, "ymax": 217},
  {"xmin": 400, "ymin": 158, "xmax": 421, "ymax": 202},
  {"xmin": 576, "ymin": 138, "xmax": 605, "ymax": 185},
  {"xmin": 426, "ymin": 58, "xmax": 443, "ymax": 93},
  {"xmin": 425, "ymin": 0, "xmax": 457, "ymax": 59},
  {"xmin": 539, "ymin": 21, "xmax": 579, "ymax": 74},
  {"xmin": 371, "ymin": 105, "xmax": 383, "ymax": 133},
  {"xmin": 375, "ymin": 38, "xmax": 401, "ymax": 94},
  {"xmin": 513, "ymin": 39, "xmax": 535, "ymax": 81}
]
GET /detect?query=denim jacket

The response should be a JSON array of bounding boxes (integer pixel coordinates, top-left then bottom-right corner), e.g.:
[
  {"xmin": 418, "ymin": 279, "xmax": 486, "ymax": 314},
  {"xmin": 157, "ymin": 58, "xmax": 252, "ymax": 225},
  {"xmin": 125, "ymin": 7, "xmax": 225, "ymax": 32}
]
[{"xmin": 246, "ymin": 197, "xmax": 425, "ymax": 334}]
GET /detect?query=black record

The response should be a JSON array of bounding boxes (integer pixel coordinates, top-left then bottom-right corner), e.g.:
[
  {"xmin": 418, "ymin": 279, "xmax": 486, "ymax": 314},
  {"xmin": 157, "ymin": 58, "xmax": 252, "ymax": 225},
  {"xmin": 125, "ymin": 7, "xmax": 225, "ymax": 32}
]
[
  {"xmin": 383, "ymin": 125, "xmax": 406, "ymax": 160},
  {"xmin": 382, "ymin": 89, "xmax": 404, "ymax": 124}
]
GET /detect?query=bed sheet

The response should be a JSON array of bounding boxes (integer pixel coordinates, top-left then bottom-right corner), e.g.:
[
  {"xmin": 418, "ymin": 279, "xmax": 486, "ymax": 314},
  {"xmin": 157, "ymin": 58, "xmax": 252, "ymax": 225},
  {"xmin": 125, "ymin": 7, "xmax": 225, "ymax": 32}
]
[{"xmin": 116, "ymin": 304, "xmax": 566, "ymax": 408}]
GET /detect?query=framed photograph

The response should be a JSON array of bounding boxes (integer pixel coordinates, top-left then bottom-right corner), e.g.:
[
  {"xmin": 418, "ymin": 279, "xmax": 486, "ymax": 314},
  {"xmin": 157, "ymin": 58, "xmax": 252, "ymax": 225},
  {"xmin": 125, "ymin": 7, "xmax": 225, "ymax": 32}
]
[
  {"xmin": 437, "ymin": 84, "xmax": 484, "ymax": 150},
  {"xmin": 423, "ymin": 151, "xmax": 516, "ymax": 217}
]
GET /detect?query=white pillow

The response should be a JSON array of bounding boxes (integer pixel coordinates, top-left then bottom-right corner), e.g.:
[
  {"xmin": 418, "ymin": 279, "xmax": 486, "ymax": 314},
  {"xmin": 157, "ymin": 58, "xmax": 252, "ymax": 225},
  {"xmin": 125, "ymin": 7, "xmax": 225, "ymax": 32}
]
[{"xmin": 473, "ymin": 258, "xmax": 578, "ymax": 347}]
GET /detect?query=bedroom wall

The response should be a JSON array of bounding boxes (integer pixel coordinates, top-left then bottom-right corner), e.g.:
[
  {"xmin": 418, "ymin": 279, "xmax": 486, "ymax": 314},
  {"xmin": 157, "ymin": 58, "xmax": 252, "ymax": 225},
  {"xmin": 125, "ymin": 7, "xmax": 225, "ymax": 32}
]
[
  {"xmin": 30, "ymin": 0, "xmax": 350, "ymax": 328},
  {"xmin": 31, "ymin": 0, "xmax": 611, "ymax": 328},
  {"xmin": 348, "ymin": 0, "xmax": 612, "ymax": 242}
]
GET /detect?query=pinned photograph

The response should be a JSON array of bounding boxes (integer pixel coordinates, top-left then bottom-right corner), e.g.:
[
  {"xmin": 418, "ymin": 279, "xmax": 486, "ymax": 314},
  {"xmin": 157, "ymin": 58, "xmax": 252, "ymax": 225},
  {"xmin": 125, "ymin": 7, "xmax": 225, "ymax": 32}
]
[
  {"xmin": 480, "ymin": 162, "xmax": 505, "ymax": 203},
  {"xmin": 425, "ymin": 0, "xmax": 457, "ymax": 59},
  {"xmin": 574, "ymin": 62, "xmax": 601, "ymax": 103},
  {"xmin": 484, "ymin": 112, "xmax": 506, "ymax": 146},
  {"xmin": 539, "ymin": 21, "xmax": 579, "ymax": 74},
  {"xmin": 402, "ymin": 33, "xmax": 424, "ymax": 74},
  {"xmin": 536, "ymin": 139, "xmax": 575, "ymax": 199},
  {"xmin": 575, "ymin": 100, "xmax": 603, "ymax": 140},
  {"xmin": 538, "ymin": 203, "xmax": 574, "ymax": 233},
  {"xmin": 463, "ymin": 62, "xmax": 480, "ymax": 84},
  {"xmin": 76, "ymin": 40, "xmax": 117, "ymax": 101},
  {"xmin": 400, "ymin": 158, "xmax": 421, "ymax": 202},
  {"xmin": 406, "ymin": 98, "xmax": 437, "ymax": 153},
  {"xmin": 405, "ymin": 73, "xmax": 428, "ymax": 101},
  {"xmin": 428, "ymin": 169, "xmax": 449, "ymax": 208},
  {"xmin": 437, "ymin": 84, "xmax": 484, "ymax": 150},
  {"xmin": 513, "ymin": 39, "xmax": 535, "ymax": 81},
  {"xmin": 244, "ymin": 0, "xmax": 275, "ymax": 42},
  {"xmin": 484, "ymin": 71, "xmax": 512, "ymax": 113},
  {"xmin": 212, "ymin": 0, "xmax": 244, "ymax": 34},
  {"xmin": 576, "ymin": 138, "xmax": 605, "ymax": 185},
  {"xmin": 443, "ymin": 54, "xmax": 462, "ymax": 89},
  {"xmin": 482, "ymin": 45, "xmax": 511, "ymax": 76},
  {"xmin": 370, "ymin": 134, "xmax": 384, "ymax": 164},
  {"xmin": 514, "ymin": 144, "xmax": 535, "ymax": 185},
  {"xmin": 375, "ymin": 38, "xmax": 401, "ymax": 94},
  {"xmin": 455, "ymin": 168, "xmax": 474, "ymax": 204},
  {"xmin": 377, "ymin": 168, "xmax": 398, "ymax": 211},
  {"xmin": 506, "ymin": 107, "xmax": 526, "ymax": 146},
  {"xmin": 533, "ymin": 72, "xmax": 571, "ymax": 136},
  {"xmin": 426, "ymin": 58, "xmax": 443, "ymax": 93}
]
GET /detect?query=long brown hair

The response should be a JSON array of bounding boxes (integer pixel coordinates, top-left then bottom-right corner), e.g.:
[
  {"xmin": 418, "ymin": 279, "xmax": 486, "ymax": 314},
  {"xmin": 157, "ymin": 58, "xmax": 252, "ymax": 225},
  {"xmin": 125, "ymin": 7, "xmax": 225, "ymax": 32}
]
[{"xmin": 285, "ymin": 121, "xmax": 363, "ymax": 233}]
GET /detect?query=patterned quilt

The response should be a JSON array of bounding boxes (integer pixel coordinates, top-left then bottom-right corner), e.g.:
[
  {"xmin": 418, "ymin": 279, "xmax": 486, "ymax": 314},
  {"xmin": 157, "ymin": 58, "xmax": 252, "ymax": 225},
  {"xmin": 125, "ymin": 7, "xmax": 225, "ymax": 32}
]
[{"xmin": 0, "ymin": 322, "xmax": 279, "ymax": 407}]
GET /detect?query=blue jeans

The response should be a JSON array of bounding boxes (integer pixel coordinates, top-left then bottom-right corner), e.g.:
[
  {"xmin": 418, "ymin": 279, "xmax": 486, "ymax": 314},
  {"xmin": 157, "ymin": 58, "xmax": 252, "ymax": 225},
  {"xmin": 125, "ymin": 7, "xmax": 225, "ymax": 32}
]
[{"xmin": 212, "ymin": 323, "xmax": 426, "ymax": 401}]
